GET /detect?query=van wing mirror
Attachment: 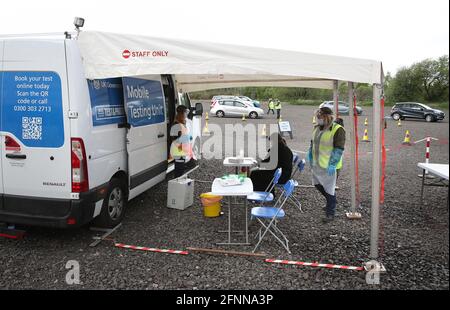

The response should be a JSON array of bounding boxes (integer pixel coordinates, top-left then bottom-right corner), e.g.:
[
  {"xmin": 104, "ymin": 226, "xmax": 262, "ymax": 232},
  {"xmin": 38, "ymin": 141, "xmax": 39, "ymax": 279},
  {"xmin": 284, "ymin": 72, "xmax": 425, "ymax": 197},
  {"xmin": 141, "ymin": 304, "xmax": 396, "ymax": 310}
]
[{"xmin": 195, "ymin": 103, "xmax": 204, "ymax": 116}]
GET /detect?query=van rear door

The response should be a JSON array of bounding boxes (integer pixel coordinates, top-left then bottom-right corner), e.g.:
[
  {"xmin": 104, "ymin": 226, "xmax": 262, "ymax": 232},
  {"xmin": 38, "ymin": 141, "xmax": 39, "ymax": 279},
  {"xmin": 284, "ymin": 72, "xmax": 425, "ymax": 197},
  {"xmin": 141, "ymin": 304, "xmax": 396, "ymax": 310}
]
[
  {"xmin": 123, "ymin": 76, "xmax": 167, "ymax": 200},
  {"xmin": 0, "ymin": 39, "xmax": 72, "ymax": 209}
]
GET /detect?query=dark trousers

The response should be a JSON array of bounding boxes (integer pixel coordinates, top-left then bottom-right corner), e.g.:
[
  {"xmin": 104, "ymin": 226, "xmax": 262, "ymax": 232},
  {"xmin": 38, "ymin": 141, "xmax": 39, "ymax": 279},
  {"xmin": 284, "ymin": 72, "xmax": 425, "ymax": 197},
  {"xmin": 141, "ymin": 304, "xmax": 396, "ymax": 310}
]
[
  {"xmin": 174, "ymin": 158, "xmax": 198, "ymax": 178},
  {"xmin": 268, "ymin": 108, "xmax": 275, "ymax": 114},
  {"xmin": 315, "ymin": 184, "xmax": 337, "ymax": 217},
  {"xmin": 276, "ymin": 109, "xmax": 281, "ymax": 119},
  {"xmin": 250, "ymin": 169, "xmax": 277, "ymax": 193}
]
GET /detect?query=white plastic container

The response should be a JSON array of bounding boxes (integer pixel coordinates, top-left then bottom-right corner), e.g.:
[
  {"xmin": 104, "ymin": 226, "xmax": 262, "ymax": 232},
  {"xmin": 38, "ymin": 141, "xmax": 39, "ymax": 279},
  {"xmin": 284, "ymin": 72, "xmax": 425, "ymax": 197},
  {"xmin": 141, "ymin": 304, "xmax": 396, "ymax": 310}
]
[{"xmin": 167, "ymin": 178, "xmax": 195, "ymax": 210}]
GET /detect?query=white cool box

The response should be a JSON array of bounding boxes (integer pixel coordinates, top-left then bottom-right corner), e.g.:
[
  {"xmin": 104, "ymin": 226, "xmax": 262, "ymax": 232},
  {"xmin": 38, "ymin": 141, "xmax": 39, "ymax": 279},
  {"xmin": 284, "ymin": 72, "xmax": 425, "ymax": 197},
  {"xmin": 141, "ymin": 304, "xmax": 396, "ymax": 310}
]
[{"xmin": 167, "ymin": 178, "xmax": 195, "ymax": 210}]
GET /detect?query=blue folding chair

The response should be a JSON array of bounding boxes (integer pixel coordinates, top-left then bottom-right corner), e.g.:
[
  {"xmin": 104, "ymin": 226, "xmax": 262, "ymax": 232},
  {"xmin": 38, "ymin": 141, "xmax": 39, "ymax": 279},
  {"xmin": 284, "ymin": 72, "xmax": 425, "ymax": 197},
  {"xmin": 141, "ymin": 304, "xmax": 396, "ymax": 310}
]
[
  {"xmin": 251, "ymin": 180, "xmax": 295, "ymax": 253},
  {"xmin": 289, "ymin": 159, "xmax": 306, "ymax": 212},
  {"xmin": 275, "ymin": 158, "xmax": 305, "ymax": 212},
  {"xmin": 247, "ymin": 168, "xmax": 282, "ymax": 206}
]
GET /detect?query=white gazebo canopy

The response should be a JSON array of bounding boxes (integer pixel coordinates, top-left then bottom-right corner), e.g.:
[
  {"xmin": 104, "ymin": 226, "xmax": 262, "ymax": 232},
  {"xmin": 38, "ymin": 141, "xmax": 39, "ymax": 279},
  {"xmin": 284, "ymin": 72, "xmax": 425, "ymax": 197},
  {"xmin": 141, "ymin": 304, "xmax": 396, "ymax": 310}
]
[
  {"xmin": 78, "ymin": 31, "xmax": 385, "ymax": 262},
  {"xmin": 78, "ymin": 31, "xmax": 382, "ymax": 91}
]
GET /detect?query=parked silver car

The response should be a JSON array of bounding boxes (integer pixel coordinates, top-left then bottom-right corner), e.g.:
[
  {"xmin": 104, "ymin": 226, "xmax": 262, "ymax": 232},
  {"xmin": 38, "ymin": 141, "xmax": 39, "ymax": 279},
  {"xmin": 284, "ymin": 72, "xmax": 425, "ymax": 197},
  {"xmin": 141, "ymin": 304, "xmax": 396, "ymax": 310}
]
[
  {"xmin": 210, "ymin": 98, "xmax": 264, "ymax": 119},
  {"xmin": 319, "ymin": 101, "xmax": 363, "ymax": 115}
]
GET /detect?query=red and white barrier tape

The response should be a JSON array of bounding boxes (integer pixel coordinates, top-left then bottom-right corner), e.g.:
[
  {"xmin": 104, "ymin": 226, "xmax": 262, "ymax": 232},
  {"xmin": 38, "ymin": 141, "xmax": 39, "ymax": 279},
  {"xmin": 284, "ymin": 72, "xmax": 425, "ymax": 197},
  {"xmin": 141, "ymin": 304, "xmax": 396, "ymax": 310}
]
[
  {"xmin": 115, "ymin": 243, "xmax": 189, "ymax": 255},
  {"xmin": 265, "ymin": 259, "xmax": 364, "ymax": 271}
]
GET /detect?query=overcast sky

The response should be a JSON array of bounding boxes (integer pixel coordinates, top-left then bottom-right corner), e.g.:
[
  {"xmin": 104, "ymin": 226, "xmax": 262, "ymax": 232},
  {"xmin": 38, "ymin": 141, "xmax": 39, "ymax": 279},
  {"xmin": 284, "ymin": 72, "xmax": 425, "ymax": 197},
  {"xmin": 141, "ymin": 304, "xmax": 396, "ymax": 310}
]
[{"xmin": 0, "ymin": 0, "xmax": 448, "ymax": 74}]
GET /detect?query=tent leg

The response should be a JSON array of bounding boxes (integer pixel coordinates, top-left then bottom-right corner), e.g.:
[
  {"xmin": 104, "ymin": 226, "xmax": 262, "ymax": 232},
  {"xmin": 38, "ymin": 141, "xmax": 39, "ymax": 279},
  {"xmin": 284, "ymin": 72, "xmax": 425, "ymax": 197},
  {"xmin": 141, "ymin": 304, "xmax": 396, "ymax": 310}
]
[
  {"xmin": 333, "ymin": 80, "xmax": 339, "ymax": 116},
  {"xmin": 370, "ymin": 84, "xmax": 382, "ymax": 260},
  {"xmin": 346, "ymin": 82, "xmax": 361, "ymax": 220}
]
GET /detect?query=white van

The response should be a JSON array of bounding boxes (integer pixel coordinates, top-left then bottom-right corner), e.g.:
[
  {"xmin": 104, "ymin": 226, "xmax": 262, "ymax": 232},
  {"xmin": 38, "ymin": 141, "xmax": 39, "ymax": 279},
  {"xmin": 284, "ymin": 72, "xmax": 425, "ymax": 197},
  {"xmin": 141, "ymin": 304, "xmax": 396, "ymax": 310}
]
[{"xmin": 0, "ymin": 34, "xmax": 203, "ymax": 228}]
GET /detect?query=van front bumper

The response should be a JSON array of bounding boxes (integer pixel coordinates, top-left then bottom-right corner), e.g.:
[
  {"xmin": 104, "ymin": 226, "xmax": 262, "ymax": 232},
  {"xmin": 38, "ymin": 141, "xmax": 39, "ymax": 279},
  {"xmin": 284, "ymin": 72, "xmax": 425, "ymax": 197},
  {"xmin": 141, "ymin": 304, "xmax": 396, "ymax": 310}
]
[{"xmin": 0, "ymin": 185, "xmax": 108, "ymax": 228}]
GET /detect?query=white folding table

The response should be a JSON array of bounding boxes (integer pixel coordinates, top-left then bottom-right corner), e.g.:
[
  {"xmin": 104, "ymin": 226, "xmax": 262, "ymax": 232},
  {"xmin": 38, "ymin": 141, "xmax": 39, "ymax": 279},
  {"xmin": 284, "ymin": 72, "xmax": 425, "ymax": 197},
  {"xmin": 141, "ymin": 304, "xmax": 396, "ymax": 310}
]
[
  {"xmin": 211, "ymin": 177, "xmax": 253, "ymax": 245},
  {"xmin": 223, "ymin": 157, "xmax": 257, "ymax": 175},
  {"xmin": 417, "ymin": 163, "xmax": 449, "ymax": 206}
]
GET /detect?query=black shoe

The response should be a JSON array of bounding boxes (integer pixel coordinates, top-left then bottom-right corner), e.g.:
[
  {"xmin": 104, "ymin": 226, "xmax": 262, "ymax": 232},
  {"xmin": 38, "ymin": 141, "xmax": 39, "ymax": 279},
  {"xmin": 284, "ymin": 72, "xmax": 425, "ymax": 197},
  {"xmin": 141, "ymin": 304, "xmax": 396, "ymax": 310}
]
[{"xmin": 322, "ymin": 215, "xmax": 335, "ymax": 223}]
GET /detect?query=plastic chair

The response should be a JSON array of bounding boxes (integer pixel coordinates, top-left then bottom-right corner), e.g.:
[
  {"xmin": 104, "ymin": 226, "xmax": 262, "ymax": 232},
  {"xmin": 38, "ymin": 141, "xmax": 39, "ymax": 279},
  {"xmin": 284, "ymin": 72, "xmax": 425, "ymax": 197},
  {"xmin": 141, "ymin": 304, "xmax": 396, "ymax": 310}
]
[
  {"xmin": 251, "ymin": 180, "xmax": 295, "ymax": 253},
  {"xmin": 247, "ymin": 168, "xmax": 282, "ymax": 206},
  {"xmin": 289, "ymin": 159, "xmax": 306, "ymax": 211},
  {"xmin": 275, "ymin": 159, "xmax": 305, "ymax": 212}
]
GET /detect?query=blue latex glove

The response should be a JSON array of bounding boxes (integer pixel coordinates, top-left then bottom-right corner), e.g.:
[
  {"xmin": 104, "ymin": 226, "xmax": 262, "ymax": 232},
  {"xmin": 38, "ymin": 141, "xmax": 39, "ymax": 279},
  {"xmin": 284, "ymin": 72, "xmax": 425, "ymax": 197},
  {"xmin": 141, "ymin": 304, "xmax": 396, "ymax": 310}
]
[
  {"xmin": 327, "ymin": 164, "xmax": 336, "ymax": 176},
  {"xmin": 329, "ymin": 148, "xmax": 344, "ymax": 166},
  {"xmin": 328, "ymin": 148, "xmax": 344, "ymax": 176}
]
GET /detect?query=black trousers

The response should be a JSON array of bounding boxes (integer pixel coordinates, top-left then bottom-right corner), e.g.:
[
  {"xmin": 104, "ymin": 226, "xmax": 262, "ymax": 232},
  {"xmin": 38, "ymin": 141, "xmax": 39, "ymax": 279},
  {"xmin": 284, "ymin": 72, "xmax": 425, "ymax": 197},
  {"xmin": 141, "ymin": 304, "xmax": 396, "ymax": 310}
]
[
  {"xmin": 250, "ymin": 169, "xmax": 276, "ymax": 193},
  {"xmin": 314, "ymin": 184, "xmax": 337, "ymax": 217},
  {"xmin": 174, "ymin": 158, "xmax": 198, "ymax": 178},
  {"xmin": 276, "ymin": 109, "xmax": 281, "ymax": 119}
]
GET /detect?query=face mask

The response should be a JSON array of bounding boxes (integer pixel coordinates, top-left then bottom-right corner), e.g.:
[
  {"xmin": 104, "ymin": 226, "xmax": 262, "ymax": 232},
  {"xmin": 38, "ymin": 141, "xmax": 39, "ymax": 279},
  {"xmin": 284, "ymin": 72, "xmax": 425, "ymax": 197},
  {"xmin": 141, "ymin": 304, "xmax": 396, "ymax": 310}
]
[{"xmin": 317, "ymin": 119, "xmax": 325, "ymax": 126}]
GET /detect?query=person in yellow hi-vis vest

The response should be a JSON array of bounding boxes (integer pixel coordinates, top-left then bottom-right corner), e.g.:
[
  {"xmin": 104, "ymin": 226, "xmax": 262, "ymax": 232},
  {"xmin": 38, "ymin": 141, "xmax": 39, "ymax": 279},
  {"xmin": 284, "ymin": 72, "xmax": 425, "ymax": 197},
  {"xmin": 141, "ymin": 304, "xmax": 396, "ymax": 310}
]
[
  {"xmin": 267, "ymin": 98, "xmax": 275, "ymax": 115},
  {"xmin": 307, "ymin": 107, "xmax": 345, "ymax": 223},
  {"xmin": 274, "ymin": 99, "xmax": 282, "ymax": 119},
  {"xmin": 170, "ymin": 105, "xmax": 196, "ymax": 178}
]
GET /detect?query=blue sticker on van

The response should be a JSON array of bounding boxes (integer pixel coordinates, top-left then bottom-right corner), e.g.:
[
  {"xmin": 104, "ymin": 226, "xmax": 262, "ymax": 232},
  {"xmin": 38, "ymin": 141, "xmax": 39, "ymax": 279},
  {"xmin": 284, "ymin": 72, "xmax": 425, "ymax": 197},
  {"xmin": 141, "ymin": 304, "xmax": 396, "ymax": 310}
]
[
  {"xmin": 0, "ymin": 71, "xmax": 64, "ymax": 148},
  {"xmin": 87, "ymin": 78, "xmax": 126, "ymax": 126},
  {"xmin": 122, "ymin": 77, "xmax": 165, "ymax": 127}
]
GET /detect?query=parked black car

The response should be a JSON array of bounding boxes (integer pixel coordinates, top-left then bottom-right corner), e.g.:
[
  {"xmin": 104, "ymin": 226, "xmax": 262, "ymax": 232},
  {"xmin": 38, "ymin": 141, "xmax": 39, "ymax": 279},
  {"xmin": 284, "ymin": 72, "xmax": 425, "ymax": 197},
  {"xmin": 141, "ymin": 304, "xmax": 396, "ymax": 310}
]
[{"xmin": 391, "ymin": 102, "xmax": 445, "ymax": 122}]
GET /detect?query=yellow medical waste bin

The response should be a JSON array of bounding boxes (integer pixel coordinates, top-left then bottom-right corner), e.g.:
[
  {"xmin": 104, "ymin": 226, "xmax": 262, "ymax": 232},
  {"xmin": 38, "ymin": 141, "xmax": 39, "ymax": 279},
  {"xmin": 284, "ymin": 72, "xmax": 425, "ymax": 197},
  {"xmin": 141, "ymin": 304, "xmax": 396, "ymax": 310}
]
[{"xmin": 200, "ymin": 193, "xmax": 222, "ymax": 217}]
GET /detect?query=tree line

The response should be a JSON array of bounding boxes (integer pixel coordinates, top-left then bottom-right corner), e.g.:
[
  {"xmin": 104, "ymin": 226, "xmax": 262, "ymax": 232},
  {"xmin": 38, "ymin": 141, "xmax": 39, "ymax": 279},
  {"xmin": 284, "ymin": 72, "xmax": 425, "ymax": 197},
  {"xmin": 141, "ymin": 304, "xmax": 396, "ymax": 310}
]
[{"xmin": 190, "ymin": 55, "xmax": 449, "ymax": 107}]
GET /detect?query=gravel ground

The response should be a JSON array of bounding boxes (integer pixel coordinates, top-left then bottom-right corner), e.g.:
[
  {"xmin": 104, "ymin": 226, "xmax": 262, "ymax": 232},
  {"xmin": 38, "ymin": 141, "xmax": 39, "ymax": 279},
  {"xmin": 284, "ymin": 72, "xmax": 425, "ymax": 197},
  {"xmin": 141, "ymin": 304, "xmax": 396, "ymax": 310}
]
[{"xmin": 0, "ymin": 102, "xmax": 448, "ymax": 290}]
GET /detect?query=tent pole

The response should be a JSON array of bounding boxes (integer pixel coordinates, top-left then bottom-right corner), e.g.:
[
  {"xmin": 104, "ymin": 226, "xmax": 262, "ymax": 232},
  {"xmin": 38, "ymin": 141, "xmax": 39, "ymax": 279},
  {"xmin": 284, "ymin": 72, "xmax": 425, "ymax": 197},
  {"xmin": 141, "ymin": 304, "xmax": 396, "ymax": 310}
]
[
  {"xmin": 346, "ymin": 82, "xmax": 360, "ymax": 219},
  {"xmin": 370, "ymin": 84, "xmax": 382, "ymax": 259},
  {"xmin": 333, "ymin": 80, "xmax": 339, "ymax": 116}
]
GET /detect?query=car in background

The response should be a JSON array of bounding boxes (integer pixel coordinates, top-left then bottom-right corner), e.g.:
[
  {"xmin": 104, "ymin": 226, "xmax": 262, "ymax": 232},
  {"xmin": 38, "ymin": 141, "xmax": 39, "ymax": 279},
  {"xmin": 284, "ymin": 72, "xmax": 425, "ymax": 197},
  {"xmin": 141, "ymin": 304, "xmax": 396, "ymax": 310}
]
[
  {"xmin": 211, "ymin": 95, "xmax": 235, "ymax": 108},
  {"xmin": 391, "ymin": 102, "xmax": 445, "ymax": 122},
  {"xmin": 319, "ymin": 101, "xmax": 363, "ymax": 115},
  {"xmin": 237, "ymin": 96, "xmax": 261, "ymax": 108},
  {"xmin": 210, "ymin": 98, "xmax": 264, "ymax": 119}
]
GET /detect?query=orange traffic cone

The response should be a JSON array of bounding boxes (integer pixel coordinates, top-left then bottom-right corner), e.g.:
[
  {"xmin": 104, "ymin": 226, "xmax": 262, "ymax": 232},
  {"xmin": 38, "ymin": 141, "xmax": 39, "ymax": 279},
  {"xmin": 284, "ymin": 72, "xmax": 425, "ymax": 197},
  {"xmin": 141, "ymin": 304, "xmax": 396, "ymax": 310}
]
[
  {"xmin": 402, "ymin": 130, "xmax": 412, "ymax": 145},
  {"xmin": 364, "ymin": 118, "xmax": 368, "ymax": 126},
  {"xmin": 205, "ymin": 112, "xmax": 209, "ymax": 121},
  {"xmin": 397, "ymin": 119, "xmax": 402, "ymax": 127},
  {"xmin": 242, "ymin": 114, "xmax": 246, "ymax": 122},
  {"xmin": 362, "ymin": 128, "xmax": 370, "ymax": 142}
]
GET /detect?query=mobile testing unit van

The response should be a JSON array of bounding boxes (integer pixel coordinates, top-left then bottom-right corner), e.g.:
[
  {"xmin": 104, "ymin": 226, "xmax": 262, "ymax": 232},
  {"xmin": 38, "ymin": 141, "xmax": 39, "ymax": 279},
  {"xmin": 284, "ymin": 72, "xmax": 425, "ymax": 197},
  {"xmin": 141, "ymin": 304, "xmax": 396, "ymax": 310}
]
[{"xmin": 0, "ymin": 31, "xmax": 203, "ymax": 228}]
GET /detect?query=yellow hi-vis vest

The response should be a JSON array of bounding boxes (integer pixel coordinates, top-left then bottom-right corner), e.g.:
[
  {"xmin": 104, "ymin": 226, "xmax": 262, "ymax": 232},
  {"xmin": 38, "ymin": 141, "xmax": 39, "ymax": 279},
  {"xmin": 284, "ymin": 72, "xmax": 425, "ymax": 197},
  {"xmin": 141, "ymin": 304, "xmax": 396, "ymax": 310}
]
[
  {"xmin": 268, "ymin": 101, "xmax": 275, "ymax": 109},
  {"xmin": 275, "ymin": 101, "xmax": 282, "ymax": 109},
  {"xmin": 312, "ymin": 123, "xmax": 344, "ymax": 169}
]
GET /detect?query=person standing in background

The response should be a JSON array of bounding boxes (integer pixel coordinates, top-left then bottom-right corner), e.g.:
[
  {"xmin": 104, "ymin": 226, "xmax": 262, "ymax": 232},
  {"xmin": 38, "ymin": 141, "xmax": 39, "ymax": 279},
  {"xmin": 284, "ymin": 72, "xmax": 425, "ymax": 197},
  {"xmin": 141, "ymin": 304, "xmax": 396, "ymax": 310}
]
[
  {"xmin": 275, "ymin": 99, "xmax": 282, "ymax": 119},
  {"xmin": 267, "ymin": 98, "xmax": 275, "ymax": 115},
  {"xmin": 307, "ymin": 107, "xmax": 345, "ymax": 223}
]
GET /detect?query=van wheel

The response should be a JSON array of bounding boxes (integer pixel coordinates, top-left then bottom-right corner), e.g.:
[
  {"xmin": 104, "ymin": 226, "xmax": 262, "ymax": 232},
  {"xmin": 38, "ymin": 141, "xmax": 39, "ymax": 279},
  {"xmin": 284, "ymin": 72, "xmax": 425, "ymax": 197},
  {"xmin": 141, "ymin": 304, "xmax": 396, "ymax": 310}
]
[
  {"xmin": 216, "ymin": 110, "xmax": 225, "ymax": 118},
  {"xmin": 94, "ymin": 178, "xmax": 127, "ymax": 228}
]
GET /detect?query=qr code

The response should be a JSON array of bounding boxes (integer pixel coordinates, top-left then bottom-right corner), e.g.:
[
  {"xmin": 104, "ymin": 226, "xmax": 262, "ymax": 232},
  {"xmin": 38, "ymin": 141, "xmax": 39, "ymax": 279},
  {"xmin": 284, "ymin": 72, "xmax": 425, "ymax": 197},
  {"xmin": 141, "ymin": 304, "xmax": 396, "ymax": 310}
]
[{"xmin": 22, "ymin": 117, "xmax": 43, "ymax": 140}]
